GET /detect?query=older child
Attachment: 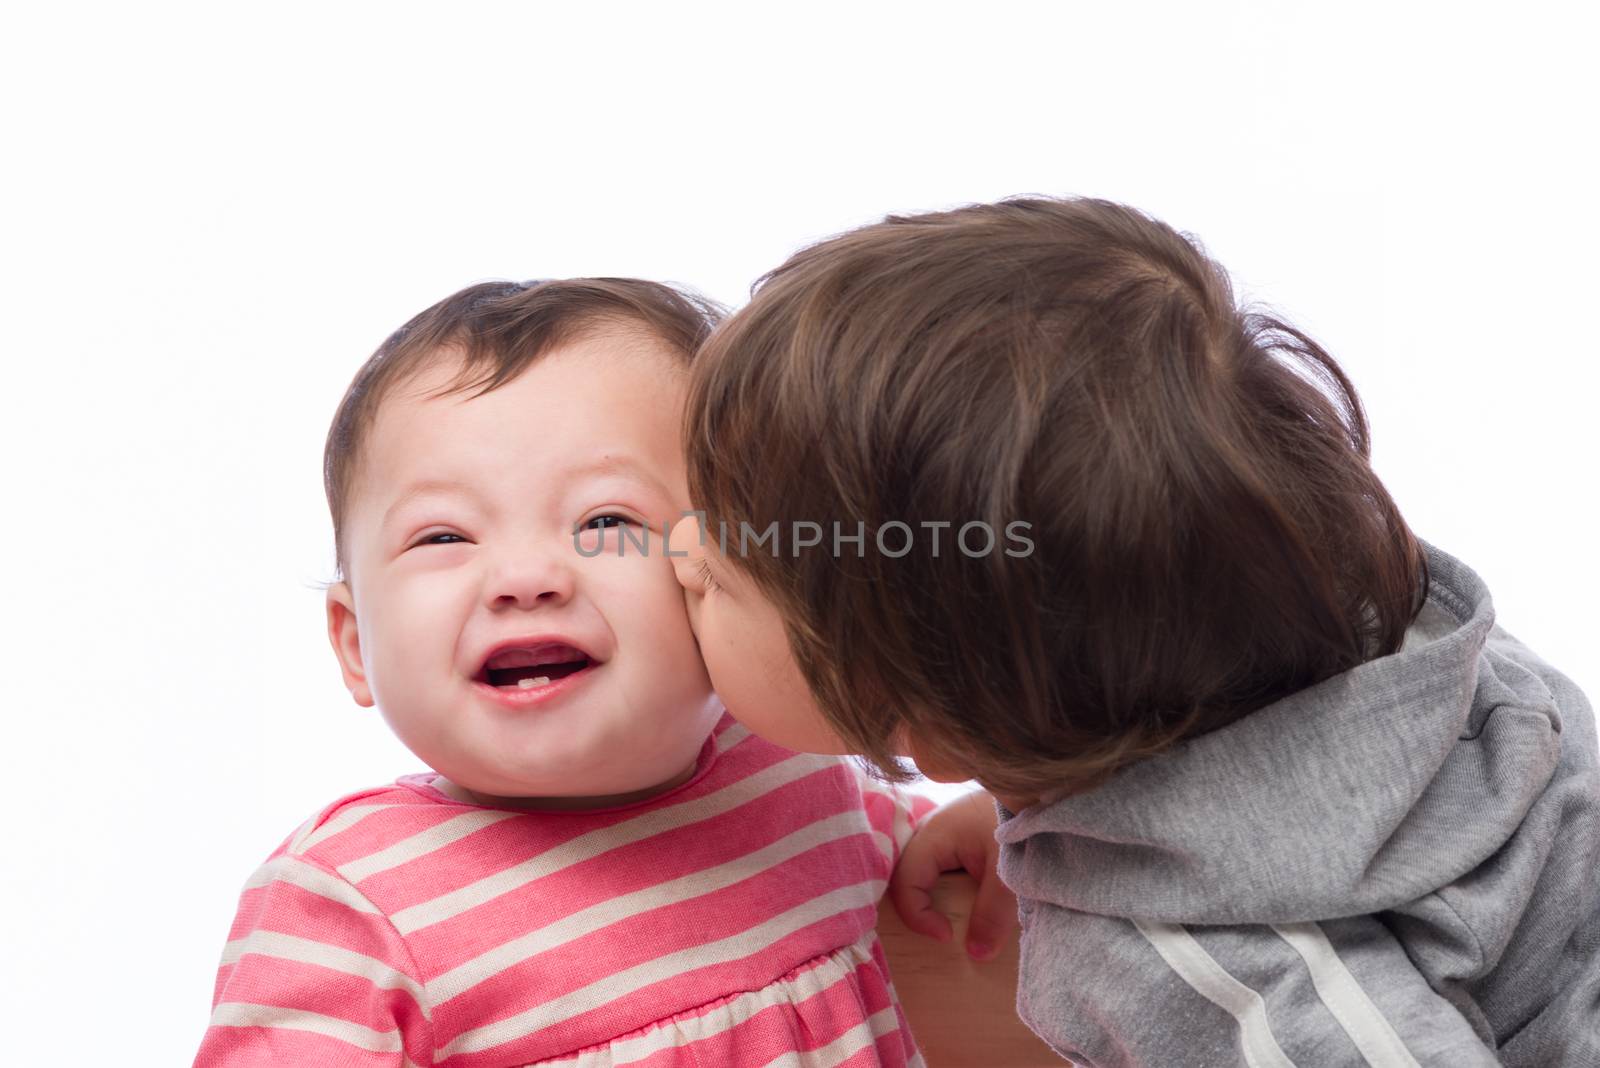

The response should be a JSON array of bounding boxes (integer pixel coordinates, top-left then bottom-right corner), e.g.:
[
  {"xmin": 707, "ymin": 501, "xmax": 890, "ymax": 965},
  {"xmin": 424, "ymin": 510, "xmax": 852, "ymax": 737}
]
[
  {"xmin": 672, "ymin": 198, "xmax": 1600, "ymax": 1066},
  {"xmin": 193, "ymin": 278, "xmax": 1005, "ymax": 1067}
]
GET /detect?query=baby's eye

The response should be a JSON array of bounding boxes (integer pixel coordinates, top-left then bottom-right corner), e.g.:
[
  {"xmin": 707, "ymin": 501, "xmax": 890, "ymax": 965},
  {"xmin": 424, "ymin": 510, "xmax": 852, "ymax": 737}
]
[
  {"xmin": 582, "ymin": 514, "xmax": 632, "ymax": 530},
  {"xmin": 415, "ymin": 532, "xmax": 467, "ymax": 547},
  {"xmin": 694, "ymin": 557, "xmax": 721, "ymax": 593}
]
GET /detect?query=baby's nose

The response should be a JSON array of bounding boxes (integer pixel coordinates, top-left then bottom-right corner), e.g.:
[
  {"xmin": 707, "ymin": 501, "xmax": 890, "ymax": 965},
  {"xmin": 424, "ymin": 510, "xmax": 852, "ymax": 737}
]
[{"xmin": 486, "ymin": 552, "xmax": 576, "ymax": 610}]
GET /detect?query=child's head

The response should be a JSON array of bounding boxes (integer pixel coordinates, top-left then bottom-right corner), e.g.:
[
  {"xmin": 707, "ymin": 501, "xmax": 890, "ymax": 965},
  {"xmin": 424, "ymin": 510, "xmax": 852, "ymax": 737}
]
[
  {"xmin": 324, "ymin": 278, "xmax": 726, "ymax": 809},
  {"xmin": 675, "ymin": 197, "xmax": 1426, "ymax": 802}
]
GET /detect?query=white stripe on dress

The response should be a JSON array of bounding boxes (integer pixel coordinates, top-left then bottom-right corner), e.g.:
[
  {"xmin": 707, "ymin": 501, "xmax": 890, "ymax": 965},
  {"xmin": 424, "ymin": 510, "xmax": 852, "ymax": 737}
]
[
  {"xmin": 427, "ymin": 809, "xmax": 877, "ymax": 1004},
  {"xmin": 337, "ymin": 809, "xmax": 520, "ymax": 883},
  {"xmin": 434, "ymin": 879, "xmax": 884, "ymax": 1061},
  {"xmin": 209, "ymin": 1002, "xmax": 403, "ymax": 1053},
  {"xmin": 715, "ymin": 721, "xmax": 751, "ymax": 753},
  {"xmin": 757, "ymin": 1006, "xmax": 904, "ymax": 1068},
  {"xmin": 390, "ymin": 752, "xmax": 839, "ymax": 935},
  {"xmin": 242, "ymin": 854, "xmax": 381, "ymax": 915},
  {"xmin": 291, "ymin": 803, "xmax": 399, "ymax": 855},
  {"xmin": 537, "ymin": 932, "xmax": 885, "ymax": 1067},
  {"xmin": 221, "ymin": 930, "xmax": 428, "ymax": 1017}
]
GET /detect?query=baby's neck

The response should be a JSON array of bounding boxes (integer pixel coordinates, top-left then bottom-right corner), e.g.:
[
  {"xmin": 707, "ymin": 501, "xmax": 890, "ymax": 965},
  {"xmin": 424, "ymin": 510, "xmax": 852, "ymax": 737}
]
[{"xmin": 442, "ymin": 759, "xmax": 701, "ymax": 813}]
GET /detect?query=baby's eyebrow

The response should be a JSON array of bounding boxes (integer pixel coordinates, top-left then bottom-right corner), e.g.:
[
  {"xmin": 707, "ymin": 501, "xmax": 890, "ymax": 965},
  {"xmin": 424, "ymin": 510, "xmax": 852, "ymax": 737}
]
[
  {"xmin": 379, "ymin": 458, "xmax": 669, "ymax": 530},
  {"xmin": 381, "ymin": 480, "xmax": 477, "ymax": 528},
  {"xmin": 563, "ymin": 454, "xmax": 668, "ymax": 492}
]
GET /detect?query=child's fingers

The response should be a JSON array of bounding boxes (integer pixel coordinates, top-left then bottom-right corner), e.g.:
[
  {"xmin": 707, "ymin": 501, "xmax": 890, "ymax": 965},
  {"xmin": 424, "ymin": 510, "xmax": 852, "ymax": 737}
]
[
  {"xmin": 962, "ymin": 864, "xmax": 1018, "ymax": 962},
  {"xmin": 889, "ymin": 843, "xmax": 955, "ymax": 943}
]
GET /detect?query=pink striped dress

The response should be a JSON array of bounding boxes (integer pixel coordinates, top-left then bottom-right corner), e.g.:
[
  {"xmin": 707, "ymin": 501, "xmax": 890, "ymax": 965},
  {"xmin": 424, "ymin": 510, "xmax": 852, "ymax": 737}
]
[{"xmin": 195, "ymin": 715, "xmax": 934, "ymax": 1067}]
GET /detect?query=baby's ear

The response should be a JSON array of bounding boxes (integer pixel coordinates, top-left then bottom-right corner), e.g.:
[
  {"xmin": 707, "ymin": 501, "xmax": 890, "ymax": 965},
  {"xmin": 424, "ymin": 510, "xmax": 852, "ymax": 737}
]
[{"xmin": 326, "ymin": 582, "xmax": 374, "ymax": 707}]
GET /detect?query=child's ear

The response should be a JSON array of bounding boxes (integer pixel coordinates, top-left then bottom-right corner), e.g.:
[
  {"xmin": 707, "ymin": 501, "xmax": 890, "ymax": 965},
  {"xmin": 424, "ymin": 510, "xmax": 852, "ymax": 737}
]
[
  {"xmin": 326, "ymin": 582, "xmax": 374, "ymax": 708},
  {"xmin": 893, "ymin": 724, "xmax": 972, "ymax": 784}
]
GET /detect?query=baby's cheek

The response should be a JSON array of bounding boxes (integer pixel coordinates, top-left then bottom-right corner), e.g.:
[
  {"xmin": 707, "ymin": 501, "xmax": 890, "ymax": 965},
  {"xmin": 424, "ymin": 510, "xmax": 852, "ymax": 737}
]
[{"xmin": 615, "ymin": 554, "xmax": 704, "ymax": 651}]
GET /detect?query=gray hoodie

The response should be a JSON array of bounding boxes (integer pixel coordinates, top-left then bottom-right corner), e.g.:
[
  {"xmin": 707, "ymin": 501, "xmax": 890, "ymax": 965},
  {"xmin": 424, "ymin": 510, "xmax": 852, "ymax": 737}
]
[{"xmin": 996, "ymin": 543, "xmax": 1599, "ymax": 1066}]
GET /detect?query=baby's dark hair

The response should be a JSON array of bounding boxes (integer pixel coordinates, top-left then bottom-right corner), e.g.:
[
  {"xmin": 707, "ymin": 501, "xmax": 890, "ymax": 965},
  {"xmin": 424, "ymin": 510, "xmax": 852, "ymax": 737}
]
[
  {"xmin": 686, "ymin": 196, "xmax": 1427, "ymax": 799},
  {"xmin": 326, "ymin": 278, "xmax": 722, "ymax": 576}
]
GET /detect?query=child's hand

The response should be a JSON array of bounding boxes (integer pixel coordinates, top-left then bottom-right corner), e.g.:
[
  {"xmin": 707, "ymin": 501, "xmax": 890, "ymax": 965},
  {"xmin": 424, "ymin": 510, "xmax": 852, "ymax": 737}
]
[{"xmin": 889, "ymin": 789, "xmax": 1017, "ymax": 961}]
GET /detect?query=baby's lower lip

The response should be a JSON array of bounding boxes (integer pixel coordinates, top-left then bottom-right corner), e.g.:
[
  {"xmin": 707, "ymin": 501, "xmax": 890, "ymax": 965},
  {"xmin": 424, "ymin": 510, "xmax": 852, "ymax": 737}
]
[{"xmin": 472, "ymin": 664, "xmax": 596, "ymax": 709}]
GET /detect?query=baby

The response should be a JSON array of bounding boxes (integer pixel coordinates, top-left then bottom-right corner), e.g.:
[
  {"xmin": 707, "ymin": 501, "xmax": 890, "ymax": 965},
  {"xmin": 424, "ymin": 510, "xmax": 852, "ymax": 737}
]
[
  {"xmin": 671, "ymin": 198, "xmax": 1600, "ymax": 1066},
  {"xmin": 193, "ymin": 278, "xmax": 1000, "ymax": 1067}
]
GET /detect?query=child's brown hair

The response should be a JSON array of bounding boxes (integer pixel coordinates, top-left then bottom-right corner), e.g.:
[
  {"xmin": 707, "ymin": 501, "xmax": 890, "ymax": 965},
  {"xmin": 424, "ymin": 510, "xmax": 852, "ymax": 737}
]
[
  {"xmin": 324, "ymin": 278, "xmax": 722, "ymax": 576},
  {"xmin": 685, "ymin": 197, "xmax": 1427, "ymax": 799}
]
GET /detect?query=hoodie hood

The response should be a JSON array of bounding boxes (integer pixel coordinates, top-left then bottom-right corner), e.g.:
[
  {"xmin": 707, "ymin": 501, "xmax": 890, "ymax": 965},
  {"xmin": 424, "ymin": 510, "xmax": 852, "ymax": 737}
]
[{"xmin": 996, "ymin": 542, "xmax": 1568, "ymax": 926}]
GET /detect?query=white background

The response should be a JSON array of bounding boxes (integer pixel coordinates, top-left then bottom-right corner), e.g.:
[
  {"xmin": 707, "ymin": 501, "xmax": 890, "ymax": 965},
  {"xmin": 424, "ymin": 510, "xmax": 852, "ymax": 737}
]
[{"xmin": 2, "ymin": 3, "xmax": 1595, "ymax": 1062}]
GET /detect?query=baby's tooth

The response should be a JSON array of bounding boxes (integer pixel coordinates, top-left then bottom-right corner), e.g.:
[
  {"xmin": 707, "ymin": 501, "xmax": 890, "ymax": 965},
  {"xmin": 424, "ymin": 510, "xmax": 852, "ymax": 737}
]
[{"xmin": 517, "ymin": 676, "xmax": 552, "ymax": 689}]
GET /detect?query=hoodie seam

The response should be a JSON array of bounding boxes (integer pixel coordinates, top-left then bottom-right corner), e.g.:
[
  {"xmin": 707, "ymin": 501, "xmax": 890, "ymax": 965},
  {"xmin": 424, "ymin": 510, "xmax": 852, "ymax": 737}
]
[
  {"xmin": 1427, "ymin": 888, "xmax": 1488, "ymax": 976},
  {"xmin": 1427, "ymin": 583, "xmax": 1473, "ymax": 627}
]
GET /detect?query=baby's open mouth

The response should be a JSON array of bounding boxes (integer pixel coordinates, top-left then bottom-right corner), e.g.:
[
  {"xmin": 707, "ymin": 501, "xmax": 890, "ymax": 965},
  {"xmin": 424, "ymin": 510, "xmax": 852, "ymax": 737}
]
[{"xmin": 477, "ymin": 643, "xmax": 594, "ymax": 690}]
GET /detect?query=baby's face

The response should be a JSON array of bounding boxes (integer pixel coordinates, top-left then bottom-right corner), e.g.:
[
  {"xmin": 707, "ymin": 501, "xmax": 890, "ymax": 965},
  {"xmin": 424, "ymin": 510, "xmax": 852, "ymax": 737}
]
[{"xmin": 326, "ymin": 331, "xmax": 719, "ymax": 808}]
